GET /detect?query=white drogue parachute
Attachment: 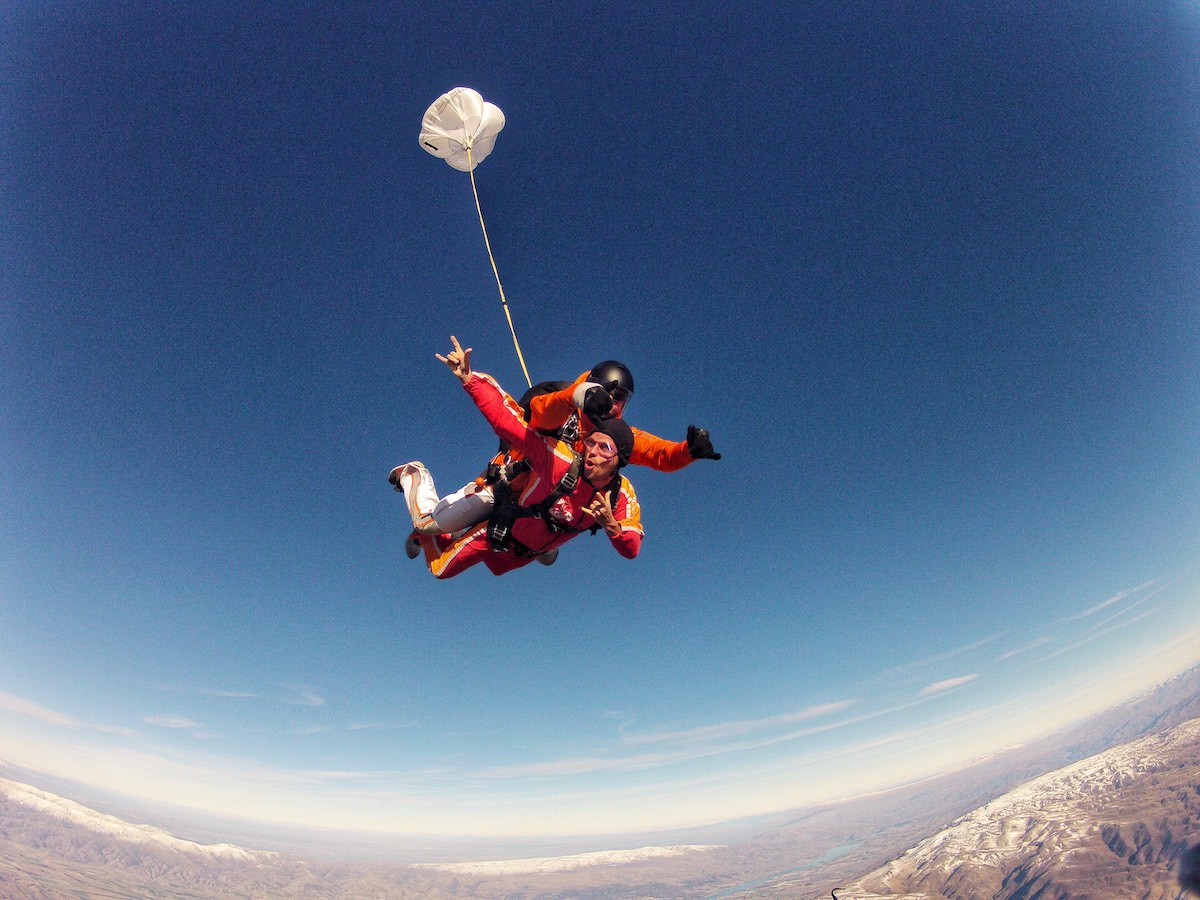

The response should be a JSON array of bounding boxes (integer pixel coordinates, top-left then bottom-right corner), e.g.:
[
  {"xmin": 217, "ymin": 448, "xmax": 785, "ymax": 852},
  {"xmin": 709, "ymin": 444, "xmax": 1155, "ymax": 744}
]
[
  {"xmin": 418, "ymin": 87, "xmax": 530, "ymax": 386},
  {"xmin": 419, "ymin": 87, "xmax": 506, "ymax": 172}
]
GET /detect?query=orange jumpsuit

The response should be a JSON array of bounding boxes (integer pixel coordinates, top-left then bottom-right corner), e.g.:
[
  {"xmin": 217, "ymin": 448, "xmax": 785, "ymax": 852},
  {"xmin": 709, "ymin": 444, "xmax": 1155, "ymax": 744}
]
[
  {"xmin": 418, "ymin": 373, "xmax": 643, "ymax": 579},
  {"xmin": 527, "ymin": 371, "xmax": 696, "ymax": 472}
]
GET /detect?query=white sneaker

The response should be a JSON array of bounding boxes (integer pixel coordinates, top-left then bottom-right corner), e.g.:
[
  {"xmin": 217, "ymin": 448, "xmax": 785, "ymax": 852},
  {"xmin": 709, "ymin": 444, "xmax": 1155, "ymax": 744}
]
[
  {"xmin": 536, "ymin": 548, "xmax": 558, "ymax": 566},
  {"xmin": 405, "ymin": 534, "xmax": 421, "ymax": 560},
  {"xmin": 390, "ymin": 461, "xmax": 433, "ymax": 493}
]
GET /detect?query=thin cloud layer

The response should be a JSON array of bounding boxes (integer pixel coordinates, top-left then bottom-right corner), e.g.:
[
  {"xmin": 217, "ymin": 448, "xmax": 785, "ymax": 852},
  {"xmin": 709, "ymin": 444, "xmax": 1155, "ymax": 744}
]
[
  {"xmin": 144, "ymin": 715, "xmax": 202, "ymax": 729},
  {"xmin": 920, "ymin": 675, "xmax": 978, "ymax": 696},
  {"xmin": 0, "ymin": 693, "xmax": 136, "ymax": 737},
  {"xmin": 620, "ymin": 701, "xmax": 855, "ymax": 747}
]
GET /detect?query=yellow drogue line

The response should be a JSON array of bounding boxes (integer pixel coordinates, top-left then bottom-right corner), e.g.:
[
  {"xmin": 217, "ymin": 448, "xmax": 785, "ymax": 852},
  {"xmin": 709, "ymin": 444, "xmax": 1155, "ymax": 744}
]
[{"xmin": 468, "ymin": 145, "xmax": 533, "ymax": 389}]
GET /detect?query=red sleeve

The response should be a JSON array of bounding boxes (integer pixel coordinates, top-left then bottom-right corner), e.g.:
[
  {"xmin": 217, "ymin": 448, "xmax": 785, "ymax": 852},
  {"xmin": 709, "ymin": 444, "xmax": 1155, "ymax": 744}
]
[
  {"xmin": 610, "ymin": 529, "xmax": 642, "ymax": 558},
  {"xmin": 527, "ymin": 371, "xmax": 589, "ymax": 432},
  {"xmin": 608, "ymin": 476, "xmax": 643, "ymax": 558},
  {"xmin": 463, "ymin": 374, "xmax": 549, "ymax": 463},
  {"xmin": 629, "ymin": 427, "xmax": 694, "ymax": 473}
]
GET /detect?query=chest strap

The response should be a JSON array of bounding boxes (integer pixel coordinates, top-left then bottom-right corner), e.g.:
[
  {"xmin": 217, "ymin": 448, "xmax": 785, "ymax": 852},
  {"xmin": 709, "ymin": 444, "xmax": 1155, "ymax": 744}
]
[{"xmin": 487, "ymin": 454, "xmax": 583, "ymax": 553}]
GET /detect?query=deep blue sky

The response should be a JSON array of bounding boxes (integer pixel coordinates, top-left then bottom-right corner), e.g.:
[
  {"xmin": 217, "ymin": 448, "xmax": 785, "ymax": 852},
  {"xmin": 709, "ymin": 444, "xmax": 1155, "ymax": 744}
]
[{"xmin": 2, "ymin": 2, "xmax": 1198, "ymax": 839}]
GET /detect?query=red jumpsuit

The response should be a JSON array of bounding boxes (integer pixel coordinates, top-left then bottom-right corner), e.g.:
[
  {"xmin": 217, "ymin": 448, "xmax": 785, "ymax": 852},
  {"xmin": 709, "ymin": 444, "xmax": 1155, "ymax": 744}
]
[
  {"xmin": 418, "ymin": 373, "xmax": 643, "ymax": 579},
  {"xmin": 527, "ymin": 371, "xmax": 696, "ymax": 472}
]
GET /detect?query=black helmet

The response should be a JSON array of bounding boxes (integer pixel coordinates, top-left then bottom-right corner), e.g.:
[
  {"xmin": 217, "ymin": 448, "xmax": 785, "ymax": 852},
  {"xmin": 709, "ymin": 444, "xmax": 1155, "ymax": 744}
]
[{"xmin": 588, "ymin": 360, "xmax": 634, "ymax": 406}]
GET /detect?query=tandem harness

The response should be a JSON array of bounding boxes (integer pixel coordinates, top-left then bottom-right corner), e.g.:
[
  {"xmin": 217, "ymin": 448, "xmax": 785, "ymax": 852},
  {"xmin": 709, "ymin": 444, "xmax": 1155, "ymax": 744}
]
[{"xmin": 484, "ymin": 453, "xmax": 620, "ymax": 557}]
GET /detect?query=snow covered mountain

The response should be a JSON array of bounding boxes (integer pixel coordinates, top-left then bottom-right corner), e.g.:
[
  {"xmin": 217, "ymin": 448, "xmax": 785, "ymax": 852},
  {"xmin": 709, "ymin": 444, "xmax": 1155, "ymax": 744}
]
[
  {"xmin": 839, "ymin": 717, "xmax": 1200, "ymax": 899},
  {"xmin": 0, "ymin": 776, "xmax": 269, "ymax": 861},
  {"xmin": 0, "ymin": 776, "xmax": 732, "ymax": 898},
  {"xmin": 411, "ymin": 843, "xmax": 720, "ymax": 875}
]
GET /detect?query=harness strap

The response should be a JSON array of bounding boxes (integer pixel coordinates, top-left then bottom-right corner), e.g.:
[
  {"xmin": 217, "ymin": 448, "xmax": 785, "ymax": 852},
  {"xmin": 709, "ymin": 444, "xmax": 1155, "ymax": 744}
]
[
  {"xmin": 481, "ymin": 456, "xmax": 531, "ymax": 487},
  {"xmin": 486, "ymin": 453, "xmax": 586, "ymax": 553}
]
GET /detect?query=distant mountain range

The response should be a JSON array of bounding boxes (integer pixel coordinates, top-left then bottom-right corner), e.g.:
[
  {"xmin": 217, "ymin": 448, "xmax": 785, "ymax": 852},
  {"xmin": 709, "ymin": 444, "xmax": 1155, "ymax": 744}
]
[
  {"xmin": 836, "ymin": 716, "xmax": 1200, "ymax": 899},
  {"xmin": 0, "ymin": 777, "xmax": 267, "ymax": 862},
  {"xmin": 2, "ymin": 666, "xmax": 1198, "ymax": 898}
]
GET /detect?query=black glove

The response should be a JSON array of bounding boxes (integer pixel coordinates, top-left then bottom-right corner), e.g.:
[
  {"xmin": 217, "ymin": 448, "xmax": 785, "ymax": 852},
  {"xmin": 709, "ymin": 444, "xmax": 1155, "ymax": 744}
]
[
  {"xmin": 581, "ymin": 383, "xmax": 615, "ymax": 421},
  {"xmin": 686, "ymin": 425, "xmax": 721, "ymax": 460}
]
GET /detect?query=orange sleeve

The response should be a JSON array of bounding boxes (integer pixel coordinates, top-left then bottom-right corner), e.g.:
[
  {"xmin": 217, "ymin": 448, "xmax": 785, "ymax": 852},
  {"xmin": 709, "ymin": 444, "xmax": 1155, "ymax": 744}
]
[
  {"xmin": 629, "ymin": 426, "xmax": 694, "ymax": 472},
  {"xmin": 527, "ymin": 371, "xmax": 589, "ymax": 432}
]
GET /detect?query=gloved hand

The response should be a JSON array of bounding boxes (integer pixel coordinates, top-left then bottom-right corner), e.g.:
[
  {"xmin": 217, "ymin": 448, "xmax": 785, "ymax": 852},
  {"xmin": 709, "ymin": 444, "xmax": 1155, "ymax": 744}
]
[
  {"xmin": 686, "ymin": 425, "xmax": 721, "ymax": 460},
  {"xmin": 581, "ymin": 383, "xmax": 615, "ymax": 421}
]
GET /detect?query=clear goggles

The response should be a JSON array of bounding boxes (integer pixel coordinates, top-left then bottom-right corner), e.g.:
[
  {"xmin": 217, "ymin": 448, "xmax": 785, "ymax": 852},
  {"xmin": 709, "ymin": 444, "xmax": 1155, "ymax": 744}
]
[{"xmin": 582, "ymin": 435, "xmax": 619, "ymax": 459}]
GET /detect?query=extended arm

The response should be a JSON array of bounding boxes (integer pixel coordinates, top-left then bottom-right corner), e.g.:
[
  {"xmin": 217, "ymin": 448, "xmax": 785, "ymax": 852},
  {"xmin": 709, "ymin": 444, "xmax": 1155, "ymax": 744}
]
[
  {"xmin": 463, "ymin": 376, "xmax": 548, "ymax": 458},
  {"xmin": 438, "ymin": 336, "xmax": 547, "ymax": 458},
  {"xmin": 629, "ymin": 427, "xmax": 694, "ymax": 472},
  {"xmin": 628, "ymin": 425, "xmax": 721, "ymax": 470}
]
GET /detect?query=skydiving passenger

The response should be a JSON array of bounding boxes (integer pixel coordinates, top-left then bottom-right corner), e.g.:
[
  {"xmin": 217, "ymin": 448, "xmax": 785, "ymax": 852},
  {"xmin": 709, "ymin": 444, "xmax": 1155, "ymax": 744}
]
[
  {"xmin": 388, "ymin": 359, "xmax": 720, "ymax": 549},
  {"xmin": 391, "ymin": 337, "xmax": 643, "ymax": 579}
]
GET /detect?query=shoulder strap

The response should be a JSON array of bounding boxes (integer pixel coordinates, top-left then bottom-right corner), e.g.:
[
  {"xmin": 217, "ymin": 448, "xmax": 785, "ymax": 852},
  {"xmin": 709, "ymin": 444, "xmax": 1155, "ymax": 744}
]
[{"xmin": 544, "ymin": 453, "xmax": 582, "ymax": 505}]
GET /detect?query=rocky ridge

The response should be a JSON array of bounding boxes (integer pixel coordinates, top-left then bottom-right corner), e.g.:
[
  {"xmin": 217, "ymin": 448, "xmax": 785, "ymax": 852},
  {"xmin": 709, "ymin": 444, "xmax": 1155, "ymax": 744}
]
[{"xmin": 839, "ymin": 717, "xmax": 1200, "ymax": 899}]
